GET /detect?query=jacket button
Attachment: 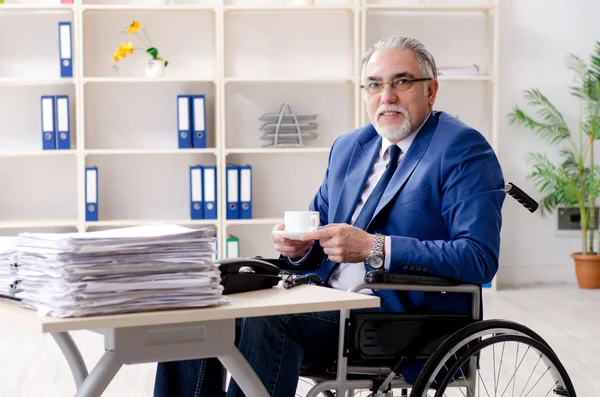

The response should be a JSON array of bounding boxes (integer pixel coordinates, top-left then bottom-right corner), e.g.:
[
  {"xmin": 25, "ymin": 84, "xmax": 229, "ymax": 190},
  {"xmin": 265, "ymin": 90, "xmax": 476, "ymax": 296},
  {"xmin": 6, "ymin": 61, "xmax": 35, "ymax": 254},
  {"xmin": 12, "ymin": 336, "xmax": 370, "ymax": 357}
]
[
  {"xmin": 402, "ymin": 264, "xmax": 408, "ymax": 270},
  {"xmin": 415, "ymin": 265, "xmax": 421, "ymax": 271},
  {"xmin": 422, "ymin": 266, "xmax": 428, "ymax": 272},
  {"xmin": 409, "ymin": 265, "xmax": 414, "ymax": 271}
]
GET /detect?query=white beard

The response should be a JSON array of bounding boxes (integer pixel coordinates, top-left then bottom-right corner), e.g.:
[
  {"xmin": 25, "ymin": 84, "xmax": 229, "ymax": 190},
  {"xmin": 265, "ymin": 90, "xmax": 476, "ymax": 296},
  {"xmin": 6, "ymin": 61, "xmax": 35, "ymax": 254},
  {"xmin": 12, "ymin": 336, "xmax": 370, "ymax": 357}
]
[{"xmin": 373, "ymin": 106, "xmax": 413, "ymax": 141}]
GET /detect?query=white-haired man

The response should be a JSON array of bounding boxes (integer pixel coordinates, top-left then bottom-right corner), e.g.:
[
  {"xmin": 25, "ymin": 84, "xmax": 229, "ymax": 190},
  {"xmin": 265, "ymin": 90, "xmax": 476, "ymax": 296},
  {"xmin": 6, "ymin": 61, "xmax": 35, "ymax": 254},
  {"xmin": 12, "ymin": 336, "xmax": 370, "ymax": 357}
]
[{"xmin": 154, "ymin": 35, "xmax": 504, "ymax": 397}]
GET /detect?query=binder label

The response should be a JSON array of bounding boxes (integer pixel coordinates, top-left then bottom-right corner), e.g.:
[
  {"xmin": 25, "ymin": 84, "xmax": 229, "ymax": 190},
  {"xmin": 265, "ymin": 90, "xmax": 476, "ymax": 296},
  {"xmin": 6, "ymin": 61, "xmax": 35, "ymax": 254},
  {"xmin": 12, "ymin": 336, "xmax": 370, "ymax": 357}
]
[
  {"xmin": 59, "ymin": 23, "xmax": 72, "ymax": 63},
  {"xmin": 240, "ymin": 168, "xmax": 251, "ymax": 202},
  {"xmin": 56, "ymin": 98, "xmax": 68, "ymax": 132},
  {"xmin": 204, "ymin": 167, "xmax": 215, "ymax": 211},
  {"xmin": 86, "ymin": 168, "xmax": 97, "ymax": 204},
  {"xmin": 191, "ymin": 168, "xmax": 202, "ymax": 202}
]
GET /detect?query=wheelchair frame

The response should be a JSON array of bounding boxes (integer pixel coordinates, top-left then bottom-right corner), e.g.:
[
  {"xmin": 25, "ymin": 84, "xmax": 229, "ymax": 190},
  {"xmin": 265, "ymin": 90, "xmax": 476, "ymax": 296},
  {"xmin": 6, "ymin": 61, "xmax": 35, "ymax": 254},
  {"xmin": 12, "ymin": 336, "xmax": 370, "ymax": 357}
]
[{"xmin": 303, "ymin": 275, "xmax": 481, "ymax": 397}]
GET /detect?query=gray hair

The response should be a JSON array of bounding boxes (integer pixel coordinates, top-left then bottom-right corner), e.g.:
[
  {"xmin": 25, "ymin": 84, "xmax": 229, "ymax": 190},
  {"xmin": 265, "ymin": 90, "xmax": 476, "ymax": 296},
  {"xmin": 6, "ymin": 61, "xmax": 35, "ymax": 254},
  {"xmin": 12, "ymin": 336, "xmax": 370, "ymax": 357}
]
[{"xmin": 361, "ymin": 36, "xmax": 438, "ymax": 80}]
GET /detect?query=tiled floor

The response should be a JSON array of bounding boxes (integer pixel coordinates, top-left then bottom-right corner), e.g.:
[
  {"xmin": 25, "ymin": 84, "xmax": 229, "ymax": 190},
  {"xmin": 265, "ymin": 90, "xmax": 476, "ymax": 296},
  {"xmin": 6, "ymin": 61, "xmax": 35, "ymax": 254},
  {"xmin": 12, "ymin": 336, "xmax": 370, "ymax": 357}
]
[{"xmin": 1, "ymin": 284, "xmax": 598, "ymax": 396}]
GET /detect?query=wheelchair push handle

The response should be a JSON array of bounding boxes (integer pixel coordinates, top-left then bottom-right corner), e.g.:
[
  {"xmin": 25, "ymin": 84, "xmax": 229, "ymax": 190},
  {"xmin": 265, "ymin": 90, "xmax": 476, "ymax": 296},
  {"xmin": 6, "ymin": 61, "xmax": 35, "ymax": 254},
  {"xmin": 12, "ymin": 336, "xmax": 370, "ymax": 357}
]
[{"xmin": 505, "ymin": 182, "xmax": 538, "ymax": 213}]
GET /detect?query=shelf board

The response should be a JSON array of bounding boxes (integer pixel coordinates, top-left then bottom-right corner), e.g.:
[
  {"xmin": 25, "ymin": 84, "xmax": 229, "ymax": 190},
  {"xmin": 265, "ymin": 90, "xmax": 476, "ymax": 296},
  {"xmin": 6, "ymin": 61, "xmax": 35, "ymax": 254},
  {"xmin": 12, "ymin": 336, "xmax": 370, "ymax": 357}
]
[
  {"xmin": 81, "ymin": 4, "xmax": 215, "ymax": 11},
  {"xmin": 223, "ymin": 76, "xmax": 492, "ymax": 85},
  {"xmin": 85, "ymin": 149, "xmax": 218, "ymax": 155},
  {"xmin": 0, "ymin": 4, "xmax": 74, "ymax": 11},
  {"xmin": 83, "ymin": 77, "xmax": 215, "ymax": 84},
  {"xmin": 225, "ymin": 148, "xmax": 330, "ymax": 155},
  {"xmin": 224, "ymin": 76, "xmax": 493, "ymax": 84},
  {"xmin": 0, "ymin": 150, "xmax": 76, "ymax": 158},
  {"xmin": 223, "ymin": 5, "xmax": 353, "ymax": 12},
  {"xmin": 438, "ymin": 75, "xmax": 493, "ymax": 81},
  {"xmin": 86, "ymin": 219, "xmax": 218, "ymax": 228},
  {"xmin": 0, "ymin": 78, "xmax": 74, "ymax": 86},
  {"xmin": 0, "ymin": 219, "xmax": 78, "ymax": 230},
  {"xmin": 366, "ymin": 4, "xmax": 496, "ymax": 12},
  {"xmin": 225, "ymin": 218, "xmax": 283, "ymax": 226},
  {"xmin": 224, "ymin": 77, "xmax": 355, "ymax": 84}
]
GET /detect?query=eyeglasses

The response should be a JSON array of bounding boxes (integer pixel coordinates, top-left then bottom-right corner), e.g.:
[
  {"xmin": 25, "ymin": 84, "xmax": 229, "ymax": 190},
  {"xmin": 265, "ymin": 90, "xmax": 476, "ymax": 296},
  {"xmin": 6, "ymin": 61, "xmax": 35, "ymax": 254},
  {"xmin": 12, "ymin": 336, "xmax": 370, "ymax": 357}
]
[{"xmin": 361, "ymin": 77, "xmax": 432, "ymax": 95}]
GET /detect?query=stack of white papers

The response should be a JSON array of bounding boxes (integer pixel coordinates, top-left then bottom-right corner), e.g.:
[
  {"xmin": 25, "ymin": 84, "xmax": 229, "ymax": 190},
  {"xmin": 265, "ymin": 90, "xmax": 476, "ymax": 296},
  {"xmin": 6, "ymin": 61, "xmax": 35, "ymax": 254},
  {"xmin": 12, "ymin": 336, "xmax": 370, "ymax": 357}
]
[
  {"xmin": 15, "ymin": 224, "xmax": 227, "ymax": 317},
  {"xmin": 0, "ymin": 237, "xmax": 18, "ymax": 297}
]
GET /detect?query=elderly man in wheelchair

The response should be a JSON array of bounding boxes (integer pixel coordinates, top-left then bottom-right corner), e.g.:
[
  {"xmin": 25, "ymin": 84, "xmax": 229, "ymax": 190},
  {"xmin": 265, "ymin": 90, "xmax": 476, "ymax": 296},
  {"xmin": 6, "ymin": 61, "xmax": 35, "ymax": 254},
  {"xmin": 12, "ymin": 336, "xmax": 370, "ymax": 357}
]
[{"xmin": 153, "ymin": 35, "xmax": 576, "ymax": 397}]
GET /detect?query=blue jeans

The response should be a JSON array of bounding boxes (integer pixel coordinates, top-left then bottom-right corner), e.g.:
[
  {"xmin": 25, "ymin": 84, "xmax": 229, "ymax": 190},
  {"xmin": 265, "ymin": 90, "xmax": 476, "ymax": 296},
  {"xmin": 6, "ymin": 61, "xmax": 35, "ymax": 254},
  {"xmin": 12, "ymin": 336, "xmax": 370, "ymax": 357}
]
[{"xmin": 154, "ymin": 310, "xmax": 372, "ymax": 397}]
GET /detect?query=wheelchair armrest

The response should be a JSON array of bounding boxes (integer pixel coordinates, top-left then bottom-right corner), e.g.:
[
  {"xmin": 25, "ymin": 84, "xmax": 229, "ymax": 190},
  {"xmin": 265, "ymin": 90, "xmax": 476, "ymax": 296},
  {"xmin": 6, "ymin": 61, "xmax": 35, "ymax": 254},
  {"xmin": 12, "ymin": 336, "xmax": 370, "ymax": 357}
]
[
  {"xmin": 364, "ymin": 270, "xmax": 464, "ymax": 287},
  {"xmin": 348, "ymin": 270, "xmax": 482, "ymax": 296},
  {"xmin": 352, "ymin": 270, "xmax": 483, "ymax": 320}
]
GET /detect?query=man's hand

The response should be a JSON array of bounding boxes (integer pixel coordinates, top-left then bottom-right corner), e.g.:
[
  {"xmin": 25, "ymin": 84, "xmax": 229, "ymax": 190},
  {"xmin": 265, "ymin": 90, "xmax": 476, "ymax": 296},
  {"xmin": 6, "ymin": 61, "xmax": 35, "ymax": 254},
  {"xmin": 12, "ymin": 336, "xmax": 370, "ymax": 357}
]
[
  {"xmin": 300, "ymin": 223, "xmax": 374, "ymax": 263},
  {"xmin": 272, "ymin": 223, "xmax": 314, "ymax": 259}
]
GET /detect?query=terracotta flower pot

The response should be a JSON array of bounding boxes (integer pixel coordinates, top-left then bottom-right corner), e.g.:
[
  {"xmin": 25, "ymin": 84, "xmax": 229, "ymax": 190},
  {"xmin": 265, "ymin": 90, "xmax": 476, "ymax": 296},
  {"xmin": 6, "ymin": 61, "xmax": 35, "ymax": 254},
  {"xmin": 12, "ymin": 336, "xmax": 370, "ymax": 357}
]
[{"xmin": 571, "ymin": 253, "xmax": 600, "ymax": 289}]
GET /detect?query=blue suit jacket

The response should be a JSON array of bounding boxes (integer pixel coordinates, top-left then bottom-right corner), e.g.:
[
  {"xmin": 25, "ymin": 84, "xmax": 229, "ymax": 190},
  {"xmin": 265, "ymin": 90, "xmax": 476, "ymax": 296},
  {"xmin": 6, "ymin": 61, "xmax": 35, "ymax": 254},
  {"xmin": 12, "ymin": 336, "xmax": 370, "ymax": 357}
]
[{"xmin": 301, "ymin": 110, "xmax": 505, "ymax": 315}]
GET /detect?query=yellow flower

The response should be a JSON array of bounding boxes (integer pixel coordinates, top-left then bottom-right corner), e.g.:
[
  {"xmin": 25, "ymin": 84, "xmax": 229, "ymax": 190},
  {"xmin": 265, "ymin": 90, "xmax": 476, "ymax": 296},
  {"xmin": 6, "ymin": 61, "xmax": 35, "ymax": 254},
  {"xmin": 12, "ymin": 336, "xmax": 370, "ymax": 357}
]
[
  {"xmin": 126, "ymin": 21, "xmax": 141, "ymax": 35},
  {"xmin": 122, "ymin": 41, "xmax": 133, "ymax": 55},
  {"xmin": 111, "ymin": 41, "xmax": 135, "ymax": 63},
  {"xmin": 115, "ymin": 42, "xmax": 133, "ymax": 58}
]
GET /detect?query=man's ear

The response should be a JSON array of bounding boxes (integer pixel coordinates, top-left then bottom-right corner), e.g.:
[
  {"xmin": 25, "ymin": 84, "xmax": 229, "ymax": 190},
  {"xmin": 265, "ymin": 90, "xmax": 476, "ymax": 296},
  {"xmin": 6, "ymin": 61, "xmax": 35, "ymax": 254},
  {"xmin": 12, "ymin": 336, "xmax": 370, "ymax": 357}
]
[{"xmin": 427, "ymin": 78, "xmax": 439, "ymax": 107}]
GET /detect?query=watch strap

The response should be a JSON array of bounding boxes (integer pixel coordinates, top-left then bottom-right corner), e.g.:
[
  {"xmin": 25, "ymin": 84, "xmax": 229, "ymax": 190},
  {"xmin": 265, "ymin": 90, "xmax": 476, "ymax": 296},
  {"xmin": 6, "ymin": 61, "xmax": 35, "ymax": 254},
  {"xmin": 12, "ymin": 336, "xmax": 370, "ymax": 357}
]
[{"xmin": 371, "ymin": 233, "xmax": 385, "ymax": 257}]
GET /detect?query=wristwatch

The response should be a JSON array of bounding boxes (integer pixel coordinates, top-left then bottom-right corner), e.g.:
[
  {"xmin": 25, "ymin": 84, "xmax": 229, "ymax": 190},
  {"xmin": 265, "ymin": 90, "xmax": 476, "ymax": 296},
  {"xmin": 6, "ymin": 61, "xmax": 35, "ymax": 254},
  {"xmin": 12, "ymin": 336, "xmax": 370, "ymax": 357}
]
[{"xmin": 365, "ymin": 233, "xmax": 385, "ymax": 270}]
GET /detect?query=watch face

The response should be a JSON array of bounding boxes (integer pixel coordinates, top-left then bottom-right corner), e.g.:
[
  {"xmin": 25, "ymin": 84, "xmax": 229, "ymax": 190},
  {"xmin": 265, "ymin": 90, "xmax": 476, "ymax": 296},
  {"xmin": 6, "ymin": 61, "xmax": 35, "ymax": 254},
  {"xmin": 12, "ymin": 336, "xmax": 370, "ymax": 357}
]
[{"xmin": 368, "ymin": 255, "xmax": 384, "ymax": 269}]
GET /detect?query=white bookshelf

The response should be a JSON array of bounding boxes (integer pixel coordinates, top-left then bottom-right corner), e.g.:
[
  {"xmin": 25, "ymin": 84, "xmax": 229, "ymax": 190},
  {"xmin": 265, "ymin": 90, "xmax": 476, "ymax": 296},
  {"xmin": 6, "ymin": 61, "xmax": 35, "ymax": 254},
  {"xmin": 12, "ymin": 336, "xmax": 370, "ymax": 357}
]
[{"xmin": 0, "ymin": 0, "xmax": 499, "ymax": 288}]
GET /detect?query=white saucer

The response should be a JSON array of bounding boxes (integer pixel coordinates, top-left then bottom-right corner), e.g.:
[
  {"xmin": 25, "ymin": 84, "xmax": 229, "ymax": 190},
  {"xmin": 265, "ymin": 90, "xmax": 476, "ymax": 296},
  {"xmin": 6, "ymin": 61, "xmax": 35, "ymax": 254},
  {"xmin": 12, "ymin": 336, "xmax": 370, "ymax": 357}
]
[{"xmin": 273, "ymin": 230, "xmax": 306, "ymax": 240}]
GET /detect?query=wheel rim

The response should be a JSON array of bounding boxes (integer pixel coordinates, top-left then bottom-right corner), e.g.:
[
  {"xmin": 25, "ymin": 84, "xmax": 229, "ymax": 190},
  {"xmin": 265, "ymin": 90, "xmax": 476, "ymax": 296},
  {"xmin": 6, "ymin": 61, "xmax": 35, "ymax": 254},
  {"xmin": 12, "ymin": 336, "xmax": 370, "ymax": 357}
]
[
  {"xmin": 419, "ymin": 334, "xmax": 574, "ymax": 397},
  {"xmin": 422, "ymin": 328, "xmax": 549, "ymax": 391}
]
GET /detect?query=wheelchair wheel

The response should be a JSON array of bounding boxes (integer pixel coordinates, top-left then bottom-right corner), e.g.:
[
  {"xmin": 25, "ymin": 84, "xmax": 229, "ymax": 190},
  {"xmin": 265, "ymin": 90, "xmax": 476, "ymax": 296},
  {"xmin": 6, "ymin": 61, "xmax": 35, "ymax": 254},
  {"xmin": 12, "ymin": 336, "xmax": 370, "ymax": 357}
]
[{"xmin": 410, "ymin": 320, "xmax": 576, "ymax": 397}]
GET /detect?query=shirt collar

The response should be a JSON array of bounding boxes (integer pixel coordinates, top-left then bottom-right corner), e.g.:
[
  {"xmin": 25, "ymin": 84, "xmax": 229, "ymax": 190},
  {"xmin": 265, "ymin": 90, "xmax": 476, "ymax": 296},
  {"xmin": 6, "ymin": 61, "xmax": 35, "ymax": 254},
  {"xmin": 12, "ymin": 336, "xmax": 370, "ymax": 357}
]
[{"xmin": 380, "ymin": 112, "xmax": 430, "ymax": 158}]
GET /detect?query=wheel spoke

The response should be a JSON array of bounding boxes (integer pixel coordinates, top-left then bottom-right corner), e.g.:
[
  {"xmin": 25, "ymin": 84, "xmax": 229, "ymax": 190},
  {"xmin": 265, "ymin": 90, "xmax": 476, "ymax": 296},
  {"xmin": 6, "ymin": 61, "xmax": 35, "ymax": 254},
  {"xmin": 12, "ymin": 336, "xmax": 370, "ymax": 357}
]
[
  {"xmin": 493, "ymin": 344, "xmax": 497, "ymax": 396},
  {"xmin": 499, "ymin": 345, "xmax": 531, "ymax": 397},
  {"xmin": 479, "ymin": 368, "xmax": 481, "ymax": 397},
  {"xmin": 512, "ymin": 344, "xmax": 519, "ymax": 397},
  {"xmin": 495, "ymin": 343, "xmax": 506, "ymax": 396},
  {"xmin": 517, "ymin": 353, "xmax": 542, "ymax": 397},
  {"xmin": 522, "ymin": 367, "xmax": 552, "ymax": 397},
  {"xmin": 456, "ymin": 367, "xmax": 468, "ymax": 397},
  {"xmin": 478, "ymin": 371, "xmax": 493, "ymax": 397},
  {"xmin": 543, "ymin": 382, "xmax": 558, "ymax": 397}
]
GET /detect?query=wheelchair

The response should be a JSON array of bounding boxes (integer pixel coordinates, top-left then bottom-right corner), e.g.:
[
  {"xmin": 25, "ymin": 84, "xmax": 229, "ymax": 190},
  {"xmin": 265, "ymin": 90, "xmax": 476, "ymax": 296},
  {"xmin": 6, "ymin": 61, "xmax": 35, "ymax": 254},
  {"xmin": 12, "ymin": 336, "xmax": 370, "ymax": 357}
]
[
  {"xmin": 294, "ymin": 273, "xmax": 576, "ymax": 397},
  {"xmin": 228, "ymin": 182, "xmax": 576, "ymax": 397},
  {"xmin": 291, "ymin": 183, "xmax": 576, "ymax": 397}
]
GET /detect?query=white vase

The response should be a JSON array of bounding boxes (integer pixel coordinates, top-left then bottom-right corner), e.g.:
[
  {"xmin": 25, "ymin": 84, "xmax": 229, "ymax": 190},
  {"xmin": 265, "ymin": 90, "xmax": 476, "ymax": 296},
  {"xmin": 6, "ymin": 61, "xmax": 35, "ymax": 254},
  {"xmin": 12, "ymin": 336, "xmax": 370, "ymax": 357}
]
[{"xmin": 146, "ymin": 59, "xmax": 166, "ymax": 78}]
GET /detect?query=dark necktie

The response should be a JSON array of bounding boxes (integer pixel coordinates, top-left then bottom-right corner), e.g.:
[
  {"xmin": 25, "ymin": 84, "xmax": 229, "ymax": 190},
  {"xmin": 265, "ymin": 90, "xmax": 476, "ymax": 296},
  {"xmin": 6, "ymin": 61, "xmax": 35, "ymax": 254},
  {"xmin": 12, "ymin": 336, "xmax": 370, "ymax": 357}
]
[{"xmin": 352, "ymin": 144, "xmax": 401, "ymax": 231}]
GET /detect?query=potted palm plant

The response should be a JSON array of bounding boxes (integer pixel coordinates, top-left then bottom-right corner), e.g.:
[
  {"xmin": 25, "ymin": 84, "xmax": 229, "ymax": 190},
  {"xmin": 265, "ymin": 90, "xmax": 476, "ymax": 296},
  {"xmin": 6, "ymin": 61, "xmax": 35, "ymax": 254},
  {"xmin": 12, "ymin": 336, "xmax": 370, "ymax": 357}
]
[{"xmin": 508, "ymin": 41, "xmax": 600, "ymax": 289}]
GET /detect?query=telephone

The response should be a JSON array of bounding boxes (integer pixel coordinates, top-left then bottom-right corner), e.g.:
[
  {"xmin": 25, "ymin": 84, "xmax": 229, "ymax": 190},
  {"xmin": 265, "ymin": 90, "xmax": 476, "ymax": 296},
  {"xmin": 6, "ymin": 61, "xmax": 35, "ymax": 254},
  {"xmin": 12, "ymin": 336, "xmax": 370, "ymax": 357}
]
[{"xmin": 216, "ymin": 257, "xmax": 282, "ymax": 295}]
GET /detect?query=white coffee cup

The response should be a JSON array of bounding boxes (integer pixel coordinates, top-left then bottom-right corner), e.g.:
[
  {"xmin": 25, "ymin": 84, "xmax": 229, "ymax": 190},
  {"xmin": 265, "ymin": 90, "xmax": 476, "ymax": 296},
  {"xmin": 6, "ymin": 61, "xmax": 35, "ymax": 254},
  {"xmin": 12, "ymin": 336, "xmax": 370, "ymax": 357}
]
[{"xmin": 284, "ymin": 211, "xmax": 320, "ymax": 233}]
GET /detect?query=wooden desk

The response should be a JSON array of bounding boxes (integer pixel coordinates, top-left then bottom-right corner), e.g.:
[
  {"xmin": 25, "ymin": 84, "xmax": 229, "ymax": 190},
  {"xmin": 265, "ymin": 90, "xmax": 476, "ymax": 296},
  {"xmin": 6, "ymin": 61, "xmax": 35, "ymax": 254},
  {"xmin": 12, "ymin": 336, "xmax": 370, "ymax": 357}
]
[{"xmin": 0, "ymin": 285, "xmax": 379, "ymax": 397}]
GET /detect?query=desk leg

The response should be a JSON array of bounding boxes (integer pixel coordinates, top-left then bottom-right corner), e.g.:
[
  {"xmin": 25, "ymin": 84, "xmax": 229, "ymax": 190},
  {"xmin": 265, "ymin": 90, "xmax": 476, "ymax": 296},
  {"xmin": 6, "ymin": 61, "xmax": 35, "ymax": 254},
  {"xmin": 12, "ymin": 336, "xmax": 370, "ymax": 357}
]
[
  {"xmin": 51, "ymin": 332, "xmax": 89, "ymax": 389},
  {"xmin": 75, "ymin": 351, "xmax": 122, "ymax": 397},
  {"xmin": 219, "ymin": 347, "xmax": 269, "ymax": 397}
]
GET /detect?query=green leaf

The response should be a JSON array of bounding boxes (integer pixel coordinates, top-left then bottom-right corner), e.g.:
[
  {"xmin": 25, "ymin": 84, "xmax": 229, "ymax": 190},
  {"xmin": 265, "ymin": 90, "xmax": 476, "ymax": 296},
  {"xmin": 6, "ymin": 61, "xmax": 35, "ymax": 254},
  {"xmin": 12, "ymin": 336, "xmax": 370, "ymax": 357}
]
[
  {"xmin": 523, "ymin": 89, "xmax": 571, "ymax": 134},
  {"xmin": 508, "ymin": 104, "xmax": 571, "ymax": 144},
  {"xmin": 146, "ymin": 47, "xmax": 158, "ymax": 59}
]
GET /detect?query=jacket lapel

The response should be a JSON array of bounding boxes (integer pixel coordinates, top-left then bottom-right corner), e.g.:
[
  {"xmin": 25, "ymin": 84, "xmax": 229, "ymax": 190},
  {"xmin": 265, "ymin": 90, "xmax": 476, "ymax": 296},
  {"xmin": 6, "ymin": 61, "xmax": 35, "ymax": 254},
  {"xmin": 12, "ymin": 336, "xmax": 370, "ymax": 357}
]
[
  {"xmin": 369, "ymin": 113, "xmax": 439, "ymax": 225},
  {"xmin": 333, "ymin": 134, "xmax": 381, "ymax": 224}
]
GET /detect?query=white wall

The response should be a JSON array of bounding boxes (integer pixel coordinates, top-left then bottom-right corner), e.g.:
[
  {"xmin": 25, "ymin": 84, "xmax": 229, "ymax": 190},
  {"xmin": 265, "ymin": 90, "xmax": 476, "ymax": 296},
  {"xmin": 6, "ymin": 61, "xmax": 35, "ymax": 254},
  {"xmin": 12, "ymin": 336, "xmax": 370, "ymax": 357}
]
[{"xmin": 496, "ymin": 0, "xmax": 600, "ymax": 286}]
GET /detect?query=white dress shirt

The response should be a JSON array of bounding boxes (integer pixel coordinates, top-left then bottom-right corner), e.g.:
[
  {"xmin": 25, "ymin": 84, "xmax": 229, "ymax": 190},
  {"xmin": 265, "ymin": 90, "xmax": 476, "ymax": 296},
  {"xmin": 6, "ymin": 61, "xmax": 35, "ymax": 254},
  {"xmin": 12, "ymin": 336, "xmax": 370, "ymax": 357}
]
[{"xmin": 328, "ymin": 124, "xmax": 424, "ymax": 293}]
